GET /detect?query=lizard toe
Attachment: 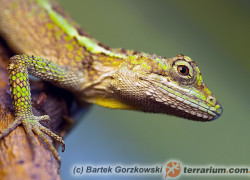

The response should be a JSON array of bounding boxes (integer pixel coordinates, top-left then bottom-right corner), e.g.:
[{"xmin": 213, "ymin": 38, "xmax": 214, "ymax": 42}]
[
  {"xmin": 0, "ymin": 117, "xmax": 22, "ymax": 140},
  {"xmin": 37, "ymin": 115, "xmax": 50, "ymax": 122}
]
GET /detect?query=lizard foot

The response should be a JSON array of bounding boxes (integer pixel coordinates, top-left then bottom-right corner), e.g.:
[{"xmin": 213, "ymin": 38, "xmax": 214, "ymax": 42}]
[{"xmin": 0, "ymin": 113, "xmax": 65, "ymax": 163}]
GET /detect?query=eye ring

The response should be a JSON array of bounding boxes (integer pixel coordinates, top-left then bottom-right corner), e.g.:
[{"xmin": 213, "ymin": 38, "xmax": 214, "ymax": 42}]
[{"xmin": 177, "ymin": 65, "xmax": 189, "ymax": 76}]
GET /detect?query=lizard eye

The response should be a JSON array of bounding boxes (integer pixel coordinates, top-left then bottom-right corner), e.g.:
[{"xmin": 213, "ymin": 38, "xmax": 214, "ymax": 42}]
[
  {"xmin": 170, "ymin": 59, "xmax": 195, "ymax": 85},
  {"xmin": 177, "ymin": 65, "xmax": 189, "ymax": 76}
]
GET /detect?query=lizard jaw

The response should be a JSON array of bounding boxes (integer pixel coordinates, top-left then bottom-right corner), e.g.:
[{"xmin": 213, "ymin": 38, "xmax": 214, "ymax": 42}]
[{"xmin": 147, "ymin": 81, "xmax": 223, "ymax": 121}]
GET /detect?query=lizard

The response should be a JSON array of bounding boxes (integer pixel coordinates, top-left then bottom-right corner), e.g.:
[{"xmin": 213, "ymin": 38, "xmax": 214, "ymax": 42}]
[{"xmin": 0, "ymin": 0, "xmax": 223, "ymax": 163}]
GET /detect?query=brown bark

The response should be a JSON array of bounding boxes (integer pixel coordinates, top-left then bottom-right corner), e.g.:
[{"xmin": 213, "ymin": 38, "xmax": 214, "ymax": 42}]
[{"xmin": 0, "ymin": 36, "xmax": 77, "ymax": 179}]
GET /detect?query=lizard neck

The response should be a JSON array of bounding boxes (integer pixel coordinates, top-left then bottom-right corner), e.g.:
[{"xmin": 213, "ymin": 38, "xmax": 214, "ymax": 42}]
[{"xmin": 36, "ymin": 0, "xmax": 138, "ymax": 82}]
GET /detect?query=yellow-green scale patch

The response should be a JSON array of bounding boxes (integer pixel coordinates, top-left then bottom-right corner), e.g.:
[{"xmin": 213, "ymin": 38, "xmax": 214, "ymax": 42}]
[{"xmin": 155, "ymin": 58, "xmax": 168, "ymax": 71}]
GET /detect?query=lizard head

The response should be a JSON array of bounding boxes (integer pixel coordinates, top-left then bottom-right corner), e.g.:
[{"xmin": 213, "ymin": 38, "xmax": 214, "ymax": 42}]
[
  {"xmin": 105, "ymin": 53, "xmax": 223, "ymax": 121},
  {"xmin": 87, "ymin": 53, "xmax": 222, "ymax": 121}
]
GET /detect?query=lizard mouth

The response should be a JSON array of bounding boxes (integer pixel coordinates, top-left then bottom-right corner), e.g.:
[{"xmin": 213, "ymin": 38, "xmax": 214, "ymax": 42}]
[{"xmin": 147, "ymin": 80, "xmax": 223, "ymax": 121}]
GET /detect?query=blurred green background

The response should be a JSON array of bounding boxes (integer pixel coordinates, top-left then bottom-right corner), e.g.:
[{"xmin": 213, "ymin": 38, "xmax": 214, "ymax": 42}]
[{"xmin": 57, "ymin": 0, "xmax": 250, "ymax": 179}]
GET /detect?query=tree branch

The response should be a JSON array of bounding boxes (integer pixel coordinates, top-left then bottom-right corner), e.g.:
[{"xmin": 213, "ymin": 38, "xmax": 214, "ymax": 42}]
[{"xmin": 0, "ymin": 36, "xmax": 78, "ymax": 179}]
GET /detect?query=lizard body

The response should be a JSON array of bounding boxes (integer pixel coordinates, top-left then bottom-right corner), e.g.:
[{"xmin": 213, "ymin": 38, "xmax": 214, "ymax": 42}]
[{"xmin": 0, "ymin": 0, "xmax": 223, "ymax": 162}]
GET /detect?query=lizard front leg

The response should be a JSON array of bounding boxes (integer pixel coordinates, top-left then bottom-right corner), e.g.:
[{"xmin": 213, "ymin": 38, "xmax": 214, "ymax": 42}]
[{"xmin": 0, "ymin": 55, "xmax": 84, "ymax": 163}]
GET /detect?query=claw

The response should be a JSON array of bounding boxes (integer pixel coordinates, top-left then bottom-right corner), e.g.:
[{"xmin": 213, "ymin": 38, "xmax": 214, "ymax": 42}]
[
  {"xmin": 0, "ymin": 114, "xmax": 64, "ymax": 164},
  {"xmin": 39, "ymin": 124, "xmax": 65, "ymax": 152},
  {"xmin": 32, "ymin": 126, "xmax": 61, "ymax": 163}
]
